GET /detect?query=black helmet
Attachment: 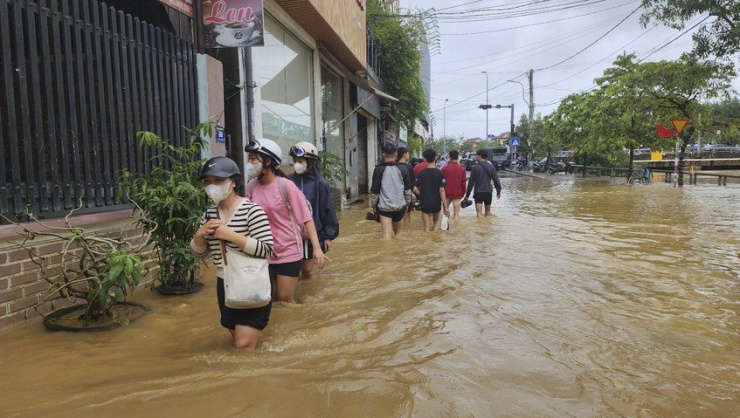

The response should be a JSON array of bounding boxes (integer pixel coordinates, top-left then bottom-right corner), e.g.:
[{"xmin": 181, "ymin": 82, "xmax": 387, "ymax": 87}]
[{"xmin": 200, "ymin": 156, "xmax": 241, "ymax": 179}]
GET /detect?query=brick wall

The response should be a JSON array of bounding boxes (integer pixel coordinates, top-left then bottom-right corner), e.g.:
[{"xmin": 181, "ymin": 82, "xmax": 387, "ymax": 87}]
[{"xmin": 0, "ymin": 211, "xmax": 154, "ymax": 329}]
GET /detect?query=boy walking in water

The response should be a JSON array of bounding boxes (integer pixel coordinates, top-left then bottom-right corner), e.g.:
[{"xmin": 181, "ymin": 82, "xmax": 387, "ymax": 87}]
[
  {"xmin": 463, "ymin": 149, "xmax": 502, "ymax": 217},
  {"xmin": 441, "ymin": 150, "xmax": 466, "ymax": 220},
  {"xmin": 414, "ymin": 148, "xmax": 450, "ymax": 231},
  {"xmin": 371, "ymin": 144, "xmax": 413, "ymax": 238}
]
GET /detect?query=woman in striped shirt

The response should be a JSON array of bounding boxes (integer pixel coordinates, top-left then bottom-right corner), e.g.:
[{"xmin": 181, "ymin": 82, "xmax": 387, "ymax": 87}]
[{"xmin": 190, "ymin": 157, "xmax": 274, "ymax": 351}]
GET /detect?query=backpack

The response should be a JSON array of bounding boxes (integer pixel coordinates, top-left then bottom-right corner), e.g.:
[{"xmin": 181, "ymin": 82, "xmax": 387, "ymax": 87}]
[{"xmin": 246, "ymin": 177, "xmax": 312, "ymax": 245}]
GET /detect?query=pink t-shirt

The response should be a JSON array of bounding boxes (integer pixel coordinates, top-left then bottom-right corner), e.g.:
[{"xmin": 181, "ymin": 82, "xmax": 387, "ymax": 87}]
[{"xmin": 247, "ymin": 178, "xmax": 312, "ymax": 264}]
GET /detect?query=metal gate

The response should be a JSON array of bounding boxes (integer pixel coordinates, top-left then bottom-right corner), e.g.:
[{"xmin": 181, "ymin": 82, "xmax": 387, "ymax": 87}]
[{"xmin": 0, "ymin": 0, "xmax": 198, "ymax": 222}]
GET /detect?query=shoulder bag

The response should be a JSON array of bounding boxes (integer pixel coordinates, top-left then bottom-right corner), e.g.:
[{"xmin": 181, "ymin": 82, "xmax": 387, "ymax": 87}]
[{"xmin": 216, "ymin": 204, "xmax": 271, "ymax": 309}]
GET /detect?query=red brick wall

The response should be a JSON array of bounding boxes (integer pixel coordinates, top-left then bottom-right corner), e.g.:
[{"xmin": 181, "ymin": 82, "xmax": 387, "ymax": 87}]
[{"xmin": 0, "ymin": 210, "xmax": 154, "ymax": 329}]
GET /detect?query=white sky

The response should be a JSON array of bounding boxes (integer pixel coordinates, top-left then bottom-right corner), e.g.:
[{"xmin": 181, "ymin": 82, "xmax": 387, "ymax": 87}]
[{"xmin": 398, "ymin": 0, "xmax": 740, "ymax": 140}]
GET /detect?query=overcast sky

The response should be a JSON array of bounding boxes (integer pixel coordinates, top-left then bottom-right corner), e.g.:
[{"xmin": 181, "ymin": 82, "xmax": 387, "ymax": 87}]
[{"xmin": 397, "ymin": 0, "xmax": 740, "ymax": 141}]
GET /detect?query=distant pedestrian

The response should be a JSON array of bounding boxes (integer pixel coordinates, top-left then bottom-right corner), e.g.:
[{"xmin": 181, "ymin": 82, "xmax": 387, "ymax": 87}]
[
  {"xmin": 414, "ymin": 148, "xmax": 449, "ymax": 231},
  {"xmin": 441, "ymin": 150, "xmax": 466, "ymax": 220},
  {"xmin": 395, "ymin": 147, "xmax": 415, "ymax": 226},
  {"xmin": 370, "ymin": 144, "xmax": 413, "ymax": 238},
  {"xmin": 463, "ymin": 149, "xmax": 502, "ymax": 217}
]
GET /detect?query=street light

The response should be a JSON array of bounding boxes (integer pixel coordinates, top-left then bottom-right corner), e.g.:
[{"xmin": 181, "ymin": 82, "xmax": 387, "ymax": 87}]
[{"xmin": 481, "ymin": 71, "xmax": 489, "ymax": 141}]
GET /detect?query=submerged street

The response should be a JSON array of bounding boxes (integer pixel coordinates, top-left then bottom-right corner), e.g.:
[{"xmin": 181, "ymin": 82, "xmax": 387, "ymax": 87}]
[{"xmin": 0, "ymin": 176, "xmax": 738, "ymax": 417}]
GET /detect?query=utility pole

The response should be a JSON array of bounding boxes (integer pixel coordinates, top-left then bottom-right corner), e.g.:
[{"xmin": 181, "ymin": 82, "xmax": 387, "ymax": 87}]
[
  {"xmin": 528, "ymin": 69, "xmax": 535, "ymax": 163},
  {"xmin": 443, "ymin": 98, "xmax": 449, "ymax": 155}
]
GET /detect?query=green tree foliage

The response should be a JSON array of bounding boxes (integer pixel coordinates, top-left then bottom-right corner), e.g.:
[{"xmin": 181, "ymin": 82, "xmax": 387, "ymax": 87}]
[
  {"xmin": 543, "ymin": 54, "xmax": 735, "ymax": 177},
  {"xmin": 640, "ymin": 0, "xmax": 740, "ymax": 62},
  {"xmin": 706, "ymin": 98, "xmax": 740, "ymax": 145},
  {"xmin": 367, "ymin": 0, "xmax": 428, "ymax": 127}
]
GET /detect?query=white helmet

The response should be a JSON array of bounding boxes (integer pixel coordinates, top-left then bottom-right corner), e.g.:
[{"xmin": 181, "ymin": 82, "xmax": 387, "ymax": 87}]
[
  {"xmin": 245, "ymin": 138, "xmax": 282, "ymax": 166},
  {"xmin": 289, "ymin": 141, "xmax": 319, "ymax": 160}
]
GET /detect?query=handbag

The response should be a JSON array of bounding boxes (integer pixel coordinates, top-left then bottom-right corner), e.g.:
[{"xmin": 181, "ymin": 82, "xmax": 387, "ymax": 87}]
[{"xmin": 216, "ymin": 207, "xmax": 271, "ymax": 309}]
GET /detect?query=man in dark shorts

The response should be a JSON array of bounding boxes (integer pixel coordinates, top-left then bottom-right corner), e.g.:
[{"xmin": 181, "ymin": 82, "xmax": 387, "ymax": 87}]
[
  {"xmin": 414, "ymin": 148, "xmax": 450, "ymax": 231},
  {"xmin": 370, "ymin": 144, "xmax": 413, "ymax": 238},
  {"xmin": 463, "ymin": 149, "xmax": 502, "ymax": 217}
]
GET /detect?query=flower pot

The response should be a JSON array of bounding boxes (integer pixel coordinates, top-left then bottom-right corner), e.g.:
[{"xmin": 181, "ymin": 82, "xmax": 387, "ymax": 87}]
[{"xmin": 43, "ymin": 302, "xmax": 150, "ymax": 332}]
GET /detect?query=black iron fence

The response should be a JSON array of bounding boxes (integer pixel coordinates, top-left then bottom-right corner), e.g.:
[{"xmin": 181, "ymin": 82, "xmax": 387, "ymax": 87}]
[{"xmin": 0, "ymin": 0, "xmax": 198, "ymax": 222}]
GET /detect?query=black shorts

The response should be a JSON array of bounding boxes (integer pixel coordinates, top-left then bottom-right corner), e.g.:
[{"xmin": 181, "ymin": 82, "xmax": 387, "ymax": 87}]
[
  {"xmin": 378, "ymin": 209, "xmax": 405, "ymax": 223},
  {"xmin": 269, "ymin": 260, "xmax": 303, "ymax": 278},
  {"xmin": 217, "ymin": 278, "xmax": 271, "ymax": 330},
  {"xmin": 473, "ymin": 192, "xmax": 493, "ymax": 206}
]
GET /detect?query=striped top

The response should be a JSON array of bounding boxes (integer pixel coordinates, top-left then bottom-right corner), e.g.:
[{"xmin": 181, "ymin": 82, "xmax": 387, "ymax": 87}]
[{"xmin": 192, "ymin": 198, "xmax": 274, "ymax": 267}]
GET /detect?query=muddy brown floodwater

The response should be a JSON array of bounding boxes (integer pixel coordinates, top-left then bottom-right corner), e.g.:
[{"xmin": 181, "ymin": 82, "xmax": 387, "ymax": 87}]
[{"xmin": 1, "ymin": 176, "xmax": 738, "ymax": 417}]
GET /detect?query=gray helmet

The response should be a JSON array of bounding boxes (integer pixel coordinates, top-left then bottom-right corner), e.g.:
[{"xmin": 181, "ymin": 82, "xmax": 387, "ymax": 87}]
[{"xmin": 200, "ymin": 156, "xmax": 241, "ymax": 179}]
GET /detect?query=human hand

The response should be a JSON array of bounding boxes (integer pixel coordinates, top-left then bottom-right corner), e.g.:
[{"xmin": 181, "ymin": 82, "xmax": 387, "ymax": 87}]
[
  {"xmin": 496, "ymin": 193, "xmax": 501, "ymax": 200},
  {"xmin": 313, "ymin": 248, "xmax": 330, "ymax": 269},
  {"xmin": 323, "ymin": 239, "xmax": 333, "ymax": 252},
  {"xmin": 197, "ymin": 219, "xmax": 221, "ymax": 239}
]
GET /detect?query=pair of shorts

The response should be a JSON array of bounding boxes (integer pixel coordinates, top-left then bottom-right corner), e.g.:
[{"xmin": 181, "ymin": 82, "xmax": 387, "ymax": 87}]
[
  {"xmin": 377, "ymin": 208, "xmax": 405, "ymax": 223},
  {"xmin": 448, "ymin": 198, "xmax": 462, "ymax": 208},
  {"xmin": 473, "ymin": 192, "xmax": 493, "ymax": 206},
  {"xmin": 269, "ymin": 260, "xmax": 303, "ymax": 278},
  {"xmin": 217, "ymin": 278, "xmax": 271, "ymax": 330},
  {"xmin": 303, "ymin": 239, "xmax": 330, "ymax": 259}
]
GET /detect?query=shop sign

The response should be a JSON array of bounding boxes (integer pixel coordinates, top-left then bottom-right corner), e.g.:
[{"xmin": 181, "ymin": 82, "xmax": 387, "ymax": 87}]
[
  {"xmin": 158, "ymin": 0, "xmax": 194, "ymax": 17},
  {"xmin": 202, "ymin": 0, "xmax": 265, "ymax": 48}
]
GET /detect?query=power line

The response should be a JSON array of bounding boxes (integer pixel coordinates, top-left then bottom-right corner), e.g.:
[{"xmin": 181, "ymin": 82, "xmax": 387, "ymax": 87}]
[{"xmin": 536, "ymin": 4, "xmax": 642, "ymax": 71}]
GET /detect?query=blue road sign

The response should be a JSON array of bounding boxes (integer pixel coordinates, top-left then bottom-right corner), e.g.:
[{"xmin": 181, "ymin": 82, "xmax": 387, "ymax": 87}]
[{"xmin": 511, "ymin": 137, "xmax": 521, "ymax": 146}]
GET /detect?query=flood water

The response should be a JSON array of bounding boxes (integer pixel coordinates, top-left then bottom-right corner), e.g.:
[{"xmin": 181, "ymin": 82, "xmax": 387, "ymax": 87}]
[{"xmin": 1, "ymin": 176, "xmax": 738, "ymax": 417}]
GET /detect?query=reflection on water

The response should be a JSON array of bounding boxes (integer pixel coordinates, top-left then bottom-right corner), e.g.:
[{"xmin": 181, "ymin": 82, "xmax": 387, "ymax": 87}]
[{"xmin": 1, "ymin": 177, "xmax": 738, "ymax": 417}]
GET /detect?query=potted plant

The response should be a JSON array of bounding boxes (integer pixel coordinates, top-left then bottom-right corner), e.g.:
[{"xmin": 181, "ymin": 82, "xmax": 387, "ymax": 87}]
[
  {"xmin": 2, "ymin": 206, "xmax": 149, "ymax": 331},
  {"xmin": 119, "ymin": 122, "xmax": 211, "ymax": 295},
  {"xmin": 318, "ymin": 150, "xmax": 348, "ymax": 210}
]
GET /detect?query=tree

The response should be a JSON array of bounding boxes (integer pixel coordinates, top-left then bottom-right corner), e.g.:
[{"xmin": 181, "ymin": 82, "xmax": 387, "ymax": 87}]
[
  {"xmin": 706, "ymin": 98, "xmax": 740, "ymax": 145},
  {"xmin": 641, "ymin": 0, "xmax": 740, "ymax": 62},
  {"xmin": 367, "ymin": 0, "xmax": 428, "ymax": 128},
  {"xmin": 544, "ymin": 54, "xmax": 735, "ymax": 182}
]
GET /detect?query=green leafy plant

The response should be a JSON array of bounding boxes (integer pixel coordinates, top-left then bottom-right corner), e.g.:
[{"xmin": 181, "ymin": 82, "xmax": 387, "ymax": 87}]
[
  {"xmin": 119, "ymin": 122, "xmax": 212, "ymax": 291},
  {"xmin": 318, "ymin": 150, "xmax": 349, "ymax": 189},
  {"xmin": 3, "ymin": 205, "xmax": 147, "ymax": 322}
]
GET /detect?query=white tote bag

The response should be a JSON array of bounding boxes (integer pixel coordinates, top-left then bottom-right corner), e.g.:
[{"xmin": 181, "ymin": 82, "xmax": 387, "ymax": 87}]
[{"xmin": 221, "ymin": 244, "xmax": 271, "ymax": 309}]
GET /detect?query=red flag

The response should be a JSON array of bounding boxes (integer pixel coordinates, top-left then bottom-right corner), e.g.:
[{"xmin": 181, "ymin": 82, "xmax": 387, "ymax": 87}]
[{"xmin": 655, "ymin": 123, "xmax": 678, "ymax": 138}]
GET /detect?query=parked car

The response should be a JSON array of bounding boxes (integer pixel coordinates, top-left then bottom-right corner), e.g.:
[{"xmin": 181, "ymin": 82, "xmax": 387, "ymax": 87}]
[{"xmin": 702, "ymin": 144, "xmax": 735, "ymax": 152}]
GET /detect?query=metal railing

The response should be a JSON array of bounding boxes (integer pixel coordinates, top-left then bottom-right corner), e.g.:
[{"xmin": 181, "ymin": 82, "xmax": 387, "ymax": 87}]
[{"xmin": 1, "ymin": 0, "xmax": 198, "ymax": 222}]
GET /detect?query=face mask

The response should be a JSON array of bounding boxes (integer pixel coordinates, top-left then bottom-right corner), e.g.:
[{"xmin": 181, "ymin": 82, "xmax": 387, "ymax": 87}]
[
  {"xmin": 246, "ymin": 162, "xmax": 262, "ymax": 177},
  {"xmin": 205, "ymin": 182, "xmax": 232, "ymax": 203},
  {"xmin": 293, "ymin": 162, "xmax": 307, "ymax": 175}
]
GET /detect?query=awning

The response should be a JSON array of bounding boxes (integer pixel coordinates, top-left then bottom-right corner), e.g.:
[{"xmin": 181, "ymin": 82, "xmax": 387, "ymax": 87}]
[{"xmin": 372, "ymin": 88, "xmax": 399, "ymax": 102}]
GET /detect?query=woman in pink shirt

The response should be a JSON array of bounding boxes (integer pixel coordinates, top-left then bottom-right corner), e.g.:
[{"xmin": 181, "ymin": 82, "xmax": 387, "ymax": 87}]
[{"xmin": 245, "ymin": 138, "xmax": 327, "ymax": 303}]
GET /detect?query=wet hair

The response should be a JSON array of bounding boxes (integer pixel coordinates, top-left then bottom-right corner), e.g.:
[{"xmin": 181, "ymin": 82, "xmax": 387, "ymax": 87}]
[
  {"xmin": 449, "ymin": 150, "xmax": 459, "ymax": 160},
  {"xmin": 396, "ymin": 147, "xmax": 409, "ymax": 162},
  {"xmin": 422, "ymin": 148, "xmax": 437, "ymax": 163},
  {"xmin": 477, "ymin": 149, "xmax": 489, "ymax": 159}
]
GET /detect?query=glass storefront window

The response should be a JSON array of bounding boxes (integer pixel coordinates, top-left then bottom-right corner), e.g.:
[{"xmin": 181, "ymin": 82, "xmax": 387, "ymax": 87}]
[
  {"xmin": 321, "ymin": 66, "xmax": 344, "ymax": 162},
  {"xmin": 259, "ymin": 14, "xmax": 313, "ymax": 164}
]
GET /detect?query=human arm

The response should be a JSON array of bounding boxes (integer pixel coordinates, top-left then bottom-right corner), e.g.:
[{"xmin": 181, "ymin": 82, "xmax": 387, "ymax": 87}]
[
  {"xmin": 440, "ymin": 187, "xmax": 449, "ymax": 217},
  {"xmin": 464, "ymin": 167, "xmax": 476, "ymax": 199},
  {"xmin": 318, "ymin": 181, "xmax": 339, "ymax": 241},
  {"xmin": 370, "ymin": 166, "xmax": 383, "ymax": 210},
  {"xmin": 490, "ymin": 166, "xmax": 502, "ymax": 199}
]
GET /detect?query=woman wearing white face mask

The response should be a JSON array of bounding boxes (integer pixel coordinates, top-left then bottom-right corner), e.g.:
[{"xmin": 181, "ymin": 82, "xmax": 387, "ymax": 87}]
[
  {"xmin": 190, "ymin": 156, "xmax": 274, "ymax": 351},
  {"xmin": 287, "ymin": 141, "xmax": 339, "ymax": 279},
  {"xmin": 244, "ymin": 139, "xmax": 327, "ymax": 304}
]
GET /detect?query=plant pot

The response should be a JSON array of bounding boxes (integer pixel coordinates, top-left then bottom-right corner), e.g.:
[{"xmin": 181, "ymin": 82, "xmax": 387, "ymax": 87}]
[
  {"xmin": 43, "ymin": 302, "xmax": 150, "ymax": 332},
  {"xmin": 155, "ymin": 281, "xmax": 205, "ymax": 295}
]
